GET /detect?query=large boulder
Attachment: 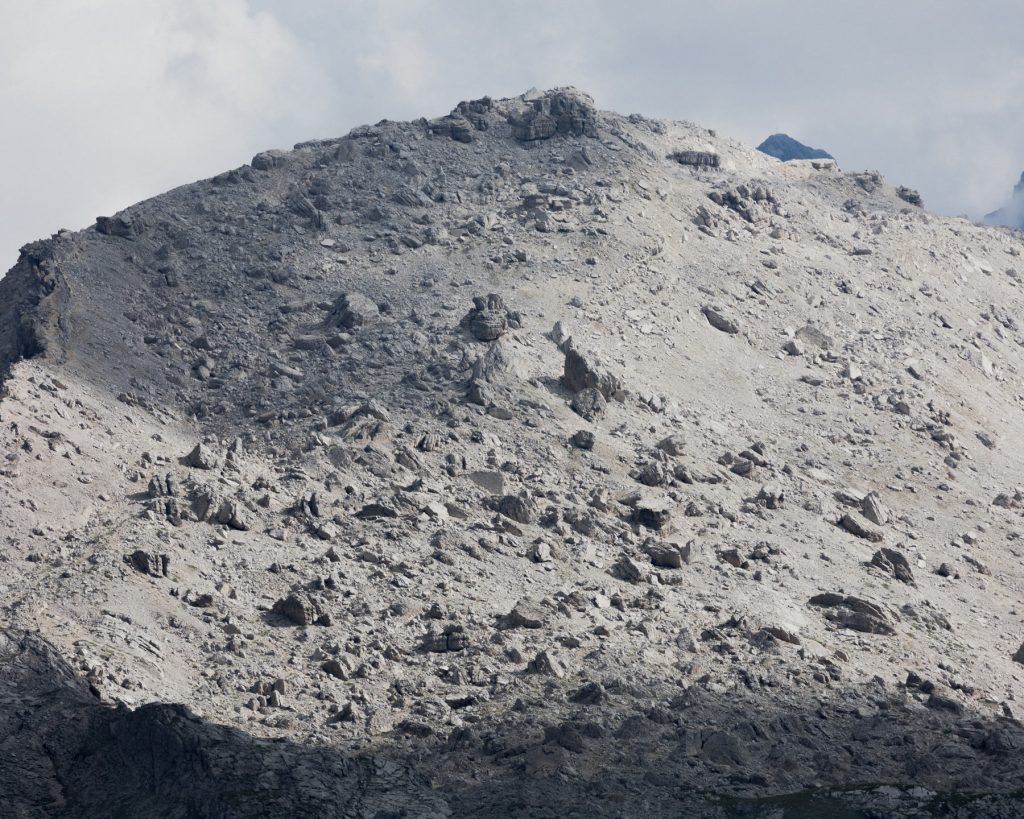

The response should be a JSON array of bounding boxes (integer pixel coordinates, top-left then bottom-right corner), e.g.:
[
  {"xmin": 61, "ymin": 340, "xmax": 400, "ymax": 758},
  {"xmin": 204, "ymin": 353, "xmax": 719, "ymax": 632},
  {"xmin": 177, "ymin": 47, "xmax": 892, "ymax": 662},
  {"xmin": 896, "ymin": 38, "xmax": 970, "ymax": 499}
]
[
  {"xmin": 184, "ymin": 442, "xmax": 219, "ymax": 470},
  {"xmin": 497, "ymin": 492, "xmax": 538, "ymax": 525},
  {"xmin": 571, "ymin": 387, "xmax": 606, "ymax": 421},
  {"xmin": 326, "ymin": 292, "xmax": 379, "ymax": 330},
  {"xmin": 272, "ymin": 591, "xmax": 331, "ymax": 626},
  {"xmin": 563, "ymin": 341, "xmax": 621, "ymax": 398}
]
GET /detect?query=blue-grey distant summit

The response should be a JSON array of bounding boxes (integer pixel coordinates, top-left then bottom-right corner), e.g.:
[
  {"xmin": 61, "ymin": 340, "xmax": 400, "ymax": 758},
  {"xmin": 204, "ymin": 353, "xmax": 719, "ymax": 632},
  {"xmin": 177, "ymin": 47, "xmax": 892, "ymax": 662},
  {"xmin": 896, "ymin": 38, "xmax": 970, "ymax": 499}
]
[
  {"xmin": 983, "ymin": 171, "xmax": 1024, "ymax": 229},
  {"xmin": 757, "ymin": 133, "xmax": 834, "ymax": 162}
]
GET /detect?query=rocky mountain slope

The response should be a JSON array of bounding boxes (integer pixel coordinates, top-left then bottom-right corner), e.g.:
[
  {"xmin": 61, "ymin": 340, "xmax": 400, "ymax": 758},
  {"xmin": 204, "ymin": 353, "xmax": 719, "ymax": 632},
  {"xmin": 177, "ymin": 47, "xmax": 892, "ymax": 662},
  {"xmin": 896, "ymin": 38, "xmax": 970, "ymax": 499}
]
[
  {"xmin": 756, "ymin": 133, "xmax": 833, "ymax": 162},
  {"xmin": 3, "ymin": 88, "xmax": 1024, "ymax": 818},
  {"xmin": 984, "ymin": 171, "xmax": 1024, "ymax": 229}
]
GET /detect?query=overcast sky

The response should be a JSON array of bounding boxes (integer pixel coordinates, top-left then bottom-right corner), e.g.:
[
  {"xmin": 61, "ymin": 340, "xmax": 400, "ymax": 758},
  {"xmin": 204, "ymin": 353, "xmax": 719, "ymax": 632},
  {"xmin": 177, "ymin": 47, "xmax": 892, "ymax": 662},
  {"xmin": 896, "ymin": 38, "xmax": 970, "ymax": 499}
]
[{"xmin": 3, "ymin": 0, "xmax": 1024, "ymax": 272}]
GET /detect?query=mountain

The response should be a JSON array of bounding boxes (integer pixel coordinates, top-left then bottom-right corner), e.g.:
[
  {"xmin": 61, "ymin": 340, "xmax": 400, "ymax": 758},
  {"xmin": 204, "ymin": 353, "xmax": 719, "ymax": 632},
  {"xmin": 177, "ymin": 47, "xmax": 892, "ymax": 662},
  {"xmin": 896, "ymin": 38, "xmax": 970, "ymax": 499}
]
[
  {"xmin": 757, "ymin": 132, "xmax": 834, "ymax": 162},
  {"xmin": 3, "ymin": 88, "xmax": 1024, "ymax": 818},
  {"xmin": 984, "ymin": 171, "xmax": 1024, "ymax": 229}
]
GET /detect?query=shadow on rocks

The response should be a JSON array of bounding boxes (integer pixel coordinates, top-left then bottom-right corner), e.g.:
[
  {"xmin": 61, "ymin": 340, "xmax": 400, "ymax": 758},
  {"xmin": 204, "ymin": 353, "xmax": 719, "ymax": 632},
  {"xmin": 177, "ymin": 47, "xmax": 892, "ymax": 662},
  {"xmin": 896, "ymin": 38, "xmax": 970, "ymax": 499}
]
[{"xmin": 5, "ymin": 628, "xmax": 1024, "ymax": 818}]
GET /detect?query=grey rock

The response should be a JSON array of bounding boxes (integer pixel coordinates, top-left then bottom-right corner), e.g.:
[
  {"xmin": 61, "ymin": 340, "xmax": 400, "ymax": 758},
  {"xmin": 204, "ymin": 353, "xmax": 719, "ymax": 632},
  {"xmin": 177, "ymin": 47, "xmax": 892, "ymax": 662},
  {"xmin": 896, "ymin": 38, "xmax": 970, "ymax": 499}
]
[
  {"xmin": 569, "ymin": 681, "xmax": 608, "ymax": 704},
  {"xmin": 467, "ymin": 470, "xmax": 505, "ymax": 494},
  {"xmin": 423, "ymin": 624, "xmax": 469, "ymax": 653},
  {"xmin": 570, "ymin": 386, "xmax": 607, "ymax": 420},
  {"xmin": 760, "ymin": 624, "xmax": 801, "ymax": 645},
  {"xmin": 563, "ymin": 341, "xmax": 622, "ymax": 398},
  {"xmin": 839, "ymin": 512, "xmax": 884, "ymax": 542},
  {"xmin": 861, "ymin": 491, "xmax": 889, "ymax": 526},
  {"xmin": 95, "ymin": 211, "xmax": 145, "ymax": 238},
  {"xmin": 870, "ymin": 547, "xmax": 915, "ymax": 585},
  {"xmin": 655, "ymin": 433, "xmax": 686, "ymax": 457},
  {"xmin": 528, "ymin": 649, "xmax": 566, "ymax": 677},
  {"xmin": 321, "ymin": 660, "xmax": 347, "ymax": 680},
  {"xmin": 464, "ymin": 293, "xmax": 510, "ymax": 341},
  {"xmin": 668, "ymin": 150, "xmax": 720, "ymax": 169},
  {"xmin": 185, "ymin": 443, "xmax": 219, "ymax": 470},
  {"xmin": 250, "ymin": 149, "xmax": 289, "ymax": 170},
  {"xmin": 551, "ymin": 320, "xmax": 572, "ymax": 350},
  {"xmin": 570, "ymin": 430, "xmax": 595, "ymax": 450},
  {"xmin": 272, "ymin": 592, "xmax": 330, "ymax": 627},
  {"xmin": 808, "ymin": 593, "xmax": 895, "ymax": 635},
  {"xmin": 528, "ymin": 540, "xmax": 553, "ymax": 563},
  {"xmin": 702, "ymin": 305, "xmax": 740, "ymax": 334},
  {"xmin": 125, "ymin": 550, "xmax": 170, "ymax": 578},
  {"xmin": 512, "ymin": 88, "xmax": 598, "ymax": 142},
  {"xmin": 326, "ymin": 292, "xmax": 379, "ymax": 330},
  {"xmin": 613, "ymin": 555, "xmax": 648, "ymax": 583},
  {"xmin": 783, "ymin": 338, "xmax": 805, "ymax": 356},
  {"xmin": 795, "ymin": 323, "xmax": 834, "ymax": 350},
  {"xmin": 215, "ymin": 499, "xmax": 250, "ymax": 531},
  {"xmin": 645, "ymin": 541, "xmax": 690, "ymax": 569},
  {"xmin": 497, "ymin": 492, "xmax": 538, "ymax": 525},
  {"xmin": 756, "ymin": 483, "xmax": 784, "ymax": 509},
  {"xmin": 0, "ymin": 630, "xmax": 447, "ymax": 819},
  {"xmin": 506, "ymin": 599, "xmax": 547, "ymax": 629},
  {"xmin": 632, "ymin": 497, "xmax": 673, "ymax": 531},
  {"xmin": 896, "ymin": 186, "xmax": 923, "ymax": 207}
]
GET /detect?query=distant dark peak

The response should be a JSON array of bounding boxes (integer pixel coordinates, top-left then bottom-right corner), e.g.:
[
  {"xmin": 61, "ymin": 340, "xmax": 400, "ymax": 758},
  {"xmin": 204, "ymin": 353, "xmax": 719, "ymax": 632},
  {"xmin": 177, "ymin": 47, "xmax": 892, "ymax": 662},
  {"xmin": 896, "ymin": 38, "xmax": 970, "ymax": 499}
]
[
  {"xmin": 983, "ymin": 170, "xmax": 1024, "ymax": 229},
  {"xmin": 757, "ymin": 133, "xmax": 834, "ymax": 162}
]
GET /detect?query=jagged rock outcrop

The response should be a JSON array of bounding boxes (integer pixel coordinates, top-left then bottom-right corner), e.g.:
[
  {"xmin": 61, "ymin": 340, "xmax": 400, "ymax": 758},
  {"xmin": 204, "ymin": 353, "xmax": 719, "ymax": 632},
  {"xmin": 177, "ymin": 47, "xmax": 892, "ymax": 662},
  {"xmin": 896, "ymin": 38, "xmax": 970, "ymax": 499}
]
[{"xmin": 0, "ymin": 238, "xmax": 71, "ymax": 381}]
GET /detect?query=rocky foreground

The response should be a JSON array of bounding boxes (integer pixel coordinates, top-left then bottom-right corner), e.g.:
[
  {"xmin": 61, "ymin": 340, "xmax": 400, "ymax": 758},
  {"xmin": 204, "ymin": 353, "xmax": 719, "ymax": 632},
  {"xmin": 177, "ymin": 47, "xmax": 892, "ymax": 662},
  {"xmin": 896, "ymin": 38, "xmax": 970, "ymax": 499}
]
[{"xmin": 3, "ymin": 88, "xmax": 1024, "ymax": 817}]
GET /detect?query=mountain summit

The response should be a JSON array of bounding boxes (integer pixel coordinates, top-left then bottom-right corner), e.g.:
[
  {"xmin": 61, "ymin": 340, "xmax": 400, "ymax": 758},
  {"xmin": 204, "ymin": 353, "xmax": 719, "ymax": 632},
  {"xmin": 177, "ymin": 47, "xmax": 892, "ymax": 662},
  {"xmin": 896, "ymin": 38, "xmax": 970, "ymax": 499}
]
[
  {"xmin": 2, "ymin": 88, "xmax": 1024, "ymax": 817},
  {"xmin": 984, "ymin": 171, "xmax": 1024, "ymax": 229},
  {"xmin": 757, "ymin": 132, "xmax": 834, "ymax": 162}
]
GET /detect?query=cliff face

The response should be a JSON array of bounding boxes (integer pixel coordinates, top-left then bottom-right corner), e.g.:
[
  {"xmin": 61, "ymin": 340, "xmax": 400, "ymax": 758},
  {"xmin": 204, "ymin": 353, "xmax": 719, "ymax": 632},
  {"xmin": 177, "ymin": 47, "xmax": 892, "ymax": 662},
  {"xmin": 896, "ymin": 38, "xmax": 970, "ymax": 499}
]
[
  {"xmin": 0, "ymin": 237, "xmax": 71, "ymax": 384},
  {"xmin": 3, "ymin": 88, "xmax": 1024, "ymax": 817}
]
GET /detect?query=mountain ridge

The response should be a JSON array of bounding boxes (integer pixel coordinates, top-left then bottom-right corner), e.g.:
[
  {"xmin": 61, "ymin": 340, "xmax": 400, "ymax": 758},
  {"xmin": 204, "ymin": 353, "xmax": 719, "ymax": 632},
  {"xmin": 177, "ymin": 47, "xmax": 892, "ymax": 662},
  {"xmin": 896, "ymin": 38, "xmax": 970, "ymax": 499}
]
[{"xmin": 3, "ymin": 87, "xmax": 1024, "ymax": 817}]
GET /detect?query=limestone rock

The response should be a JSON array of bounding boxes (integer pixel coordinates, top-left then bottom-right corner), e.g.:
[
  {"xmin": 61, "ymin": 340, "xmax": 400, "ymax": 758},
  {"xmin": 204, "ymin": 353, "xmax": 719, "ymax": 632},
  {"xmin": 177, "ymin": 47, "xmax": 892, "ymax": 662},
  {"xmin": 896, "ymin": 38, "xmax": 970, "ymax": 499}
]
[
  {"xmin": 570, "ymin": 387, "xmax": 606, "ymax": 420},
  {"xmin": 808, "ymin": 593, "xmax": 894, "ymax": 635},
  {"xmin": 464, "ymin": 293, "xmax": 513, "ymax": 341},
  {"xmin": 272, "ymin": 592, "xmax": 330, "ymax": 627},
  {"xmin": 497, "ymin": 492, "xmax": 538, "ymax": 525},
  {"xmin": 702, "ymin": 305, "xmax": 740, "ymax": 334},
  {"xmin": 185, "ymin": 443, "xmax": 219, "ymax": 470},
  {"xmin": 326, "ymin": 292, "xmax": 379, "ymax": 330},
  {"xmin": 870, "ymin": 547, "xmax": 915, "ymax": 585},
  {"xmin": 506, "ymin": 599, "xmax": 547, "ymax": 629},
  {"xmin": 563, "ymin": 341, "xmax": 622, "ymax": 398},
  {"xmin": 125, "ymin": 550, "xmax": 170, "ymax": 578},
  {"xmin": 512, "ymin": 88, "xmax": 598, "ymax": 142},
  {"xmin": 839, "ymin": 512, "xmax": 883, "ymax": 542}
]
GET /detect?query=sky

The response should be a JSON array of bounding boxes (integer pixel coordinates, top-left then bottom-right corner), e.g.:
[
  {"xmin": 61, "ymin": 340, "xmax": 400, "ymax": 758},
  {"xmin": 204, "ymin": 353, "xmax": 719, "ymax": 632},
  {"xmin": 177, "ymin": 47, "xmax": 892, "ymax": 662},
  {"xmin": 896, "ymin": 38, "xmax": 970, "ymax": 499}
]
[{"xmin": 2, "ymin": 0, "xmax": 1024, "ymax": 272}]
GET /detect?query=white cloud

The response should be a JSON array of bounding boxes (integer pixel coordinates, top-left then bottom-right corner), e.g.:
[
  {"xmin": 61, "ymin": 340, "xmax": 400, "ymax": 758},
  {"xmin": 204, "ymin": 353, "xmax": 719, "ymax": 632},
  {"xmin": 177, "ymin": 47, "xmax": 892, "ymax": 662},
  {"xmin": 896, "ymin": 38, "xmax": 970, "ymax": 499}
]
[{"xmin": 0, "ymin": 0, "xmax": 339, "ymax": 270}]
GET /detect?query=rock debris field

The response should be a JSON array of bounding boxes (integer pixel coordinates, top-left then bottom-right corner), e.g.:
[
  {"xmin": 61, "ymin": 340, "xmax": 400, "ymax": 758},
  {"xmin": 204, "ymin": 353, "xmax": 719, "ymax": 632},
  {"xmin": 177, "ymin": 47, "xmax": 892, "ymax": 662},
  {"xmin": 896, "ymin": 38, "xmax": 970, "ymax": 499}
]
[{"xmin": 3, "ymin": 88, "xmax": 1024, "ymax": 817}]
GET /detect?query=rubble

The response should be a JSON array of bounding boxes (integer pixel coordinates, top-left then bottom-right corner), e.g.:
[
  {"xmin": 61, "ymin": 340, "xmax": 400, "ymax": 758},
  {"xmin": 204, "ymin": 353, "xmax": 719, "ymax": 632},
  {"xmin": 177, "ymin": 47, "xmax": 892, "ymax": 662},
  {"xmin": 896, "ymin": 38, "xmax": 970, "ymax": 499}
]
[{"xmin": 0, "ymin": 85, "xmax": 1022, "ymax": 817}]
